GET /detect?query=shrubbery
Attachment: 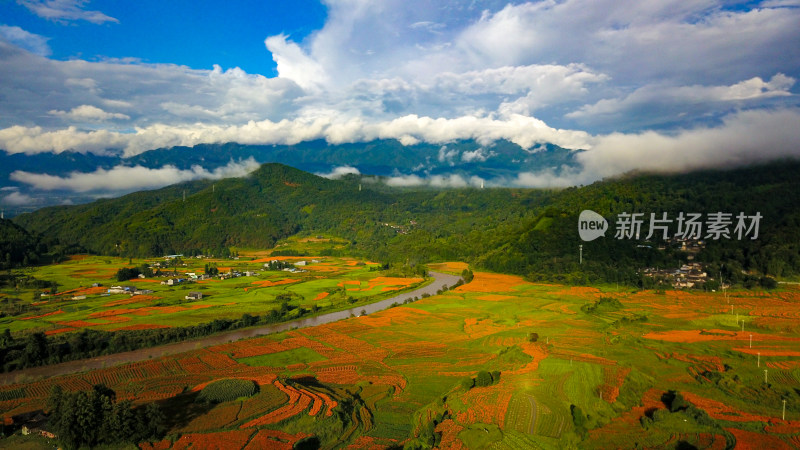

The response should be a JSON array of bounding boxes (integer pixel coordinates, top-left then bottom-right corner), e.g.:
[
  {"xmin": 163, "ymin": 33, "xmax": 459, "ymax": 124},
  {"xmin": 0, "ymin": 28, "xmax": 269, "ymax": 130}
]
[{"xmin": 197, "ymin": 378, "xmax": 258, "ymax": 403}]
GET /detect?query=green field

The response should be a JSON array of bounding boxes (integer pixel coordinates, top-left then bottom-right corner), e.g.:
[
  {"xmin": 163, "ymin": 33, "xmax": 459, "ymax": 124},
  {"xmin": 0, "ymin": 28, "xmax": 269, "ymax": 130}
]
[
  {"xmin": 0, "ymin": 244, "xmax": 428, "ymax": 335},
  {"xmin": 1, "ymin": 265, "xmax": 799, "ymax": 449}
]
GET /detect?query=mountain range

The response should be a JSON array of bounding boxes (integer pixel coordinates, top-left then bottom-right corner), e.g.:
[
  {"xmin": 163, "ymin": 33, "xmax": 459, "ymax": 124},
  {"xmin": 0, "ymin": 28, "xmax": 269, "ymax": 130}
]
[
  {"xmin": 9, "ymin": 159, "xmax": 800, "ymax": 287},
  {"xmin": 0, "ymin": 139, "xmax": 580, "ymax": 216}
]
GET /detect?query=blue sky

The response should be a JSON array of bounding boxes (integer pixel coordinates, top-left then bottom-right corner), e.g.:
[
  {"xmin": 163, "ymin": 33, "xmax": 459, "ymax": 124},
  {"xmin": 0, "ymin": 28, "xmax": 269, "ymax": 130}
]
[
  {"xmin": 2, "ymin": 0, "xmax": 327, "ymax": 76},
  {"xmin": 1, "ymin": 0, "xmax": 800, "ymax": 199}
]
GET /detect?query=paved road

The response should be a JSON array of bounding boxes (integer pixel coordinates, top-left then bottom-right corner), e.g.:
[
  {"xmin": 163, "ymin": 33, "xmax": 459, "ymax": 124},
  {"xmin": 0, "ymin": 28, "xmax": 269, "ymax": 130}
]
[{"xmin": 0, "ymin": 271, "xmax": 461, "ymax": 385}]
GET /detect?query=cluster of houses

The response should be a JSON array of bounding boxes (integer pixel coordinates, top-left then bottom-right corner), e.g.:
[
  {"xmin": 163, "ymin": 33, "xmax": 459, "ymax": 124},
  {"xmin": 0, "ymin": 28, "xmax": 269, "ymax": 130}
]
[
  {"xmin": 107, "ymin": 285, "xmax": 154, "ymax": 295},
  {"xmin": 265, "ymin": 259, "xmax": 320, "ymax": 274},
  {"xmin": 640, "ymin": 238, "xmax": 716, "ymax": 289},
  {"xmin": 51, "ymin": 256, "xmax": 328, "ymax": 306},
  {"xmin": 104, "ymin": 284, "xmax": 202, "ymax": 301},
  {"xmin": 382, "ymin": 220, "xmax": 416, "ymax": 235},
  {"xmin": 643, "ymin": 262, "xmax": 711, "ymax": 289}
]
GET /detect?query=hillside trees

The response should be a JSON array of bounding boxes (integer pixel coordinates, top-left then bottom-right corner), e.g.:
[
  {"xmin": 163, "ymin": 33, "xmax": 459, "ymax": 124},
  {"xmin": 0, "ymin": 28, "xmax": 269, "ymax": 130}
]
[
  {"xmin": 47, "ymin": 385, "xmax": 164, "ymax": 449},
  {"xmin": 11, "ymin": 161, "xmax": 800, "ymax": 285}
]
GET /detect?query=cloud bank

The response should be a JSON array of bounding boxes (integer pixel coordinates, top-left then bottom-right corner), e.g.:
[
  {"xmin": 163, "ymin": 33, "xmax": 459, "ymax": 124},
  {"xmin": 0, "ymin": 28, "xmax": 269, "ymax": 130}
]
[
  {"xmin": 1, "ymin": 0, "xmax": 799, "ymax": 190},
  {"xmin": 10, "ymin": 158, "xmax": 260, "ymax": 193}
]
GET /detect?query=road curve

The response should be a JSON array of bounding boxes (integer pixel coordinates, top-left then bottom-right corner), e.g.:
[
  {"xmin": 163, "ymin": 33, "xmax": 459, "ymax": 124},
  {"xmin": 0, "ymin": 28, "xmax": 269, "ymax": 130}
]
[{"xmin": 0, "ymin": 271, "xmax": 461, "ymax": 385}]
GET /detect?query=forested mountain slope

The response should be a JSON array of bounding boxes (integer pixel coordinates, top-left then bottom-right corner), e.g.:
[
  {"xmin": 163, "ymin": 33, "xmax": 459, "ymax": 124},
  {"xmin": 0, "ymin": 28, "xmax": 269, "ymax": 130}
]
[{"xmin": 13, "ymin": 161, "xmax": 800, "ymax": 285}]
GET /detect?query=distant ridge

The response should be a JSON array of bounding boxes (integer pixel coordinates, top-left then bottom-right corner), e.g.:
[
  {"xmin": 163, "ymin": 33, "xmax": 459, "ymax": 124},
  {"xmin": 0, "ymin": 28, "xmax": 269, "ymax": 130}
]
[{"xmin": 0, "ymin": 139, "xmax": 580, "ymax": 215}]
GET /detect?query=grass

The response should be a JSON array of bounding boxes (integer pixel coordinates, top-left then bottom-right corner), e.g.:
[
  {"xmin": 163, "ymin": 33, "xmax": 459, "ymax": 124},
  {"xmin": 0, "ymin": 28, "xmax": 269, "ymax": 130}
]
[
  {"xmin": 237, "ymin": 347, "xmax": 327, "ymax": 367},
  {"xmin": 458, "ymin": 423, "xmax": 503, "ymax": 448},
  {"xmin": 197, "ymin": 378, "xmax": 258, "ymax": 403}
]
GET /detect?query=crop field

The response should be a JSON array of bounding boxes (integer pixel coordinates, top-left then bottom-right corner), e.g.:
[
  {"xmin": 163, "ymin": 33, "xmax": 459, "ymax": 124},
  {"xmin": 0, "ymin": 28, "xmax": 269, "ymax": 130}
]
[
  {"xmin": 1, "ymin": 262, "xmax": 800, "ymax": 448},
  {"xmin": 0, "ymin": 249, "xmax": 426, "ymax": 335}
]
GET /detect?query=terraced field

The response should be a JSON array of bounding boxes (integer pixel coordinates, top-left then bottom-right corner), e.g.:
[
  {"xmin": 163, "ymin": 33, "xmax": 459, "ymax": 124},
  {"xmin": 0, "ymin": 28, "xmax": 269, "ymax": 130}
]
[{"xmin": 1, "ymin": 265, "xmax": 800, "ymax": 448}]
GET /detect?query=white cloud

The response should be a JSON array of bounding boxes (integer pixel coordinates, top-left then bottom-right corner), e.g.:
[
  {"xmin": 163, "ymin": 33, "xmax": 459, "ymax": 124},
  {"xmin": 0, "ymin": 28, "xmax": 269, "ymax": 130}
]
[
  {"xmin": 511, "ymin": 167, "xmax": 595, "ymax": 188},
  {"xmin": 317, "ymin": 165, "xmax": 361, "ymax": 179},
  {"xmin": 0, "ymin": 43, "xmax": 303, "ymax": 129},
  {"xmin": 461, "ymin": 147, "xmax": 495, "ymax": 163},
  {"xmin": 577, "ymin": 108, "xmax": 800, "ymax": 180},
  {"xmin": 0, "ymin": 113, "xmax": 594, "ymax": 157},
  {"xmin": 409, "ymin": 21, "xmax": 445, "ymax": 34},
  {"xmin": 568, "ymin": 74, "xmax": 796, "ymax": 119},
  {"xmin": 385, "ymin": 174, "xmax": 425, "ymax": 187},
  {"xmin": 760, "ymin": 0, "xmax": 800, "ymax": 6},
  {"xmin": 265, "ymin": 34, "xmax": 329, "ymax": 92},
  {"xmin": 49, "ymin": 105, "xmax": 130, "ymax": 121},
  {"xmin": 0, "ymin": 25, "xmax": 50, "ymax": 56},
  {"xmin": 452, "ymin": 1, "xmax": 800, "ymax": 85},
  {"xmin": 1, "ymin": 190, "xmax": 34, "ymax": 205},
  {"xmin": 384, "ymin": 172, "xmax": 484, "ymax": 188},
  {"xmin": 10, "ymin": 158, "xmax": 260, "ymax": 192},
  {"xmin": 428, "ymin": 174, "xmax": 468, "ymax": 188},
  {"xmin": 437, "ymin": 145, "xmax": 458, "ymax": 165},
  {"xmin": 17, "ymin": 0, "xmax": 118, "ymax": 24},
  {"xmin": 0, "ymin": 0, "xmax": 798, "ymax": 192},
  {"xmin": 0, "ymin": 125, "xmax": 128, "ymax": 154}
]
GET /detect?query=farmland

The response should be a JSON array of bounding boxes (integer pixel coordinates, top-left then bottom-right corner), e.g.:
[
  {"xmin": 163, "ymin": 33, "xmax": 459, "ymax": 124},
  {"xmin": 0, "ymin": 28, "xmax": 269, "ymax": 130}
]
[
  {"xmin": 1, "ymin": 262, "xmax": 799, "ymax": 448},
  {"xmin": 0, "ymin": 243, "xmax": 427, "ymax": 337}
]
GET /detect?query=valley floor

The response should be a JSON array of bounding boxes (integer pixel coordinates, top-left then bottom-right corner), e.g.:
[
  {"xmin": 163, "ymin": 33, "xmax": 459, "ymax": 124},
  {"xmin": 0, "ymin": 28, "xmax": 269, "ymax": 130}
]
[{"xmin": 2, "ymin": 262, "xmax": 800, "ymax": 449}]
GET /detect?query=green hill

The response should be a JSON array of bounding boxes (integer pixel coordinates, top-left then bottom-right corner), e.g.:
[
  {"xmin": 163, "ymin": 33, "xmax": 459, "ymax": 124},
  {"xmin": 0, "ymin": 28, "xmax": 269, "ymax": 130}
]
[{"xmin": 12, "ymin": 160, "xmax": 800, "ymax": 286}]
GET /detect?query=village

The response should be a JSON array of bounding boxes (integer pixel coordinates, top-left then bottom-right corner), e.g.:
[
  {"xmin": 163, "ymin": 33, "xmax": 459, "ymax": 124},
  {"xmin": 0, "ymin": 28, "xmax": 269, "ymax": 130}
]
[
  {"xmin": 48, "ymin": 256, "xmax": 324, "ymax": 303},
  {"xmin": 641, "ymin": 238, "xmax": 721, "ymax": 289}
]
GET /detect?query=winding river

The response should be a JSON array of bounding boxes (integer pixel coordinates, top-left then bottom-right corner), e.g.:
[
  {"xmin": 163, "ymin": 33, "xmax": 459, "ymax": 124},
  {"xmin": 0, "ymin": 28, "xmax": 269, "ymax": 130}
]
[{"xmin": 0, "ymin": 271, "xmax": 461, "ymax": 385}]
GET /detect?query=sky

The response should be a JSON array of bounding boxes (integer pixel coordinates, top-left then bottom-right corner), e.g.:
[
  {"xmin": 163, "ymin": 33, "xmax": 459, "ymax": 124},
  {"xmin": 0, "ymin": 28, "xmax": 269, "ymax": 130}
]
[{"xmin": 1, "ymin": 0, "xmax": 800, "ymax": 200}]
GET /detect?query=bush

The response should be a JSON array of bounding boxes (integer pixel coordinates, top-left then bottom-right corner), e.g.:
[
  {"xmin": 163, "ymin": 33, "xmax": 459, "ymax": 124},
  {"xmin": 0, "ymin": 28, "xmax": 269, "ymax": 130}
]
[
  {"xmin": 475, "ymin": 370, "xmax": 493, "ymax": 387},
  {"xmin": 664, "ymin": 390, "xmax": 690, "ymax": 412},
  {"xmin": 294, "ymin": 436, "xmax": 321, "ymax": 449},
  {"xmin": 461, "ymin": 269, "xmax": 474, "ymax": 283},
  {"xmin": 197, "ymin": 378, "xmax": 258, "ymax": 403},
  {"xmin": 115, "ymin": 267, "xmax": 141, "ymax": 281},
  {"xmin": 570, "ymin": 404, "xmax": 588, "ymax": 438}
]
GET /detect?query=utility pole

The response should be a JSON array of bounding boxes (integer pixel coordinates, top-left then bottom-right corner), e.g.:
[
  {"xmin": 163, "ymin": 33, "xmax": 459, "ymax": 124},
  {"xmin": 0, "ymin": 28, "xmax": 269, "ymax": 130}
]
[
  {"xmin": 741, "ymin": 320, "xmax": 745, "ymax": 332},
  {"xmin": 579, "ymin": 245, "xmax": 583, "ymax": 265},
  {"xmin": 757, "ymin": 352, "xmax": 760, "ymax": 367},
  {"xmin": 783, "ymin": 399, "xmax": 787, "ymax": 421},
  {"xmin": 749, "ymin": 334, "xmax": 752, "ymax": 348},
  {"xmin": 764, "ymin": 369, "xmax": 768, "ymax": 384}
]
